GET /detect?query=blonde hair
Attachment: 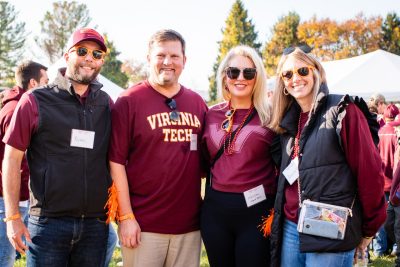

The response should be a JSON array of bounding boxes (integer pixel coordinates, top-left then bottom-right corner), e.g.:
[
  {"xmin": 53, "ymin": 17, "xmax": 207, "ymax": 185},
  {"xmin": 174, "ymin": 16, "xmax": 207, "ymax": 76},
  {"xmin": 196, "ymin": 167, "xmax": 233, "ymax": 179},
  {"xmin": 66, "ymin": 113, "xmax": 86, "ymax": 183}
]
[
  {"xmin": 216, "ymin": 45, "xmax": 271, "ymax": 126},
  {"xmin": 269, "ymin": 48, "xmax": 327, "ymax": 133}
]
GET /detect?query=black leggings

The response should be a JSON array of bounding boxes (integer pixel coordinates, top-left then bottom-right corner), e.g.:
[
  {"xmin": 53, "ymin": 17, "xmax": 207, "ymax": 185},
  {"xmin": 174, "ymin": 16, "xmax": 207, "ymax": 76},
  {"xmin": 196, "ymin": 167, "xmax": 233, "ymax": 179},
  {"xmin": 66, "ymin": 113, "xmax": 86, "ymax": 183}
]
[{"xmin": 201, "ymin": 187, "xmax": 274, "ymax": 267}]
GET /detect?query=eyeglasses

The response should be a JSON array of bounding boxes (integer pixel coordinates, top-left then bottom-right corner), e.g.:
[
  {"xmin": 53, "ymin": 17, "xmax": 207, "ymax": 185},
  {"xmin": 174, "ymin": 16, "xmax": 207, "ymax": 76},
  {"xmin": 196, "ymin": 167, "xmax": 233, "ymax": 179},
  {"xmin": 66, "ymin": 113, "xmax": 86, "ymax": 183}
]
[
  {"xmin": 281, "ymin": 66, "xmax": 314, "ymax": 81},
  {"xmin": 165, "ymin": 98, "xmax": 180, "ymax": 122},
  {"xmin": 71, "ymin": 46, "xmax": 105, "ymax": 60},
  {"xmin": 225, "ymin": 67, "xmax": 257, "ymax": 80},
  {"xmin": 282, "ymin": 44, "xmax": 312, "ymax": 55},
  {"xmin": 221, "ymin": 108, "xmax": 236, "ymax": 132}
]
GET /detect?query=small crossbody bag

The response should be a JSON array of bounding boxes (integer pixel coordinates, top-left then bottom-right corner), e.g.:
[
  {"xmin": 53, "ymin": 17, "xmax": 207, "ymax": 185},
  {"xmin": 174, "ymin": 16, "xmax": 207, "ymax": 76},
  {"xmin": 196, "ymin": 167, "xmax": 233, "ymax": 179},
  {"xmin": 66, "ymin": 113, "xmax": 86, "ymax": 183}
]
[{"xmin": 297, "ymin": 174, "xmax": 356, "ymax": 240}]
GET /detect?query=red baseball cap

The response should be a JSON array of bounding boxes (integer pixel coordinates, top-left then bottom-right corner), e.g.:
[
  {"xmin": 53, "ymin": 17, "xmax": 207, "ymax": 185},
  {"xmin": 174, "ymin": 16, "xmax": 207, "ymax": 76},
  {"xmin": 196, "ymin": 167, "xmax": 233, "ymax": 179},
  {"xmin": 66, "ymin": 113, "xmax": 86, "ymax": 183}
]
[
  {"xmin": 384, "ymin": 104, "xmax": 399, "ymax": 119},
  {"xmin": 67, "ymin": 28, "xmax": 107, "ymax": 52}
]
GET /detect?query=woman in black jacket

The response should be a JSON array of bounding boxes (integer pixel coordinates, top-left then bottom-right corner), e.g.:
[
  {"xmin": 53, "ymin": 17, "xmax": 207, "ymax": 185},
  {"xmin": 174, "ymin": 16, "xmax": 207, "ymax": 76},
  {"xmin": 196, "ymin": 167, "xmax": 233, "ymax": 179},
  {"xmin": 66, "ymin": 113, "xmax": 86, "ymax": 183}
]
[{"xmin": 268, "ymin": 46, "xmax": 386, "ymax": 267}]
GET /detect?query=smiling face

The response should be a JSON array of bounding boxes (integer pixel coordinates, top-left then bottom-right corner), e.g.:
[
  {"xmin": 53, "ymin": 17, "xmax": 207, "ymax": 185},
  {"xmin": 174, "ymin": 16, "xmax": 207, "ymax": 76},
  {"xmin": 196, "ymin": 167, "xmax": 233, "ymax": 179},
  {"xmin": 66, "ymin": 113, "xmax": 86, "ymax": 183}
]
[
  {"xmin": 281, "ymin": 56, "xmax": 315, "ymax": 107},
  {"xmin": 225, "ymin": 55, "xmax": 256, "ymax": 102},
  {"xmin": 65, "ymin": 40, "xmax": 104, "ymax": 85},
  {"xmin": 147, "ymin": 40, "xmax": 186, "ymax": 89}
]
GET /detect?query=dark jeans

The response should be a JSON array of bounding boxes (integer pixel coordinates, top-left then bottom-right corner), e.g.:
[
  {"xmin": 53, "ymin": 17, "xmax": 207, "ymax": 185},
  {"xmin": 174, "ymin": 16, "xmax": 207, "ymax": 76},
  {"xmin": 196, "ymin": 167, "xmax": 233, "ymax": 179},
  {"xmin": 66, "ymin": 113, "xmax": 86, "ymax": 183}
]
[
  {"xmin": 385, "ymin": 203, "xmax": 400, "ymax": 266},
  {"xmin": 201, "ymin": 187, "xmax": 273, "ymax": 267},
  {"xmin": 27, "ymin": 215, "xmax": 108, "ymax": 267}
]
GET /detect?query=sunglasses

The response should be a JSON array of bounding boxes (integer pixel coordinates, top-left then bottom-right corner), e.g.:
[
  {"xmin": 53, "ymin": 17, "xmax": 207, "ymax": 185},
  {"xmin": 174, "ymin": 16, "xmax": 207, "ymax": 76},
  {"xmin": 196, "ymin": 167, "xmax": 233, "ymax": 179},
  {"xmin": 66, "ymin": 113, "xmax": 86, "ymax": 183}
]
[
  {"xmin": 282, "ymin": 44, "xmax": 312, "ymax": 55},
  {"xmin": 225, "ymin": 67, "xmax": 257, "ymax": 80},
  {"xmin": 221, "ymin": 108, "xmax": 236, "ymax": 132},
  {"xmin": 71, "ymin": 46, "xmax": 105, "ymax": 60},
  {"xmin": 165, "ymin": 98, "xmax": 180, "ymax": 122},
  {"xmin": 281, "ymin": 66, "xmax": 314, "ymax": 81}
]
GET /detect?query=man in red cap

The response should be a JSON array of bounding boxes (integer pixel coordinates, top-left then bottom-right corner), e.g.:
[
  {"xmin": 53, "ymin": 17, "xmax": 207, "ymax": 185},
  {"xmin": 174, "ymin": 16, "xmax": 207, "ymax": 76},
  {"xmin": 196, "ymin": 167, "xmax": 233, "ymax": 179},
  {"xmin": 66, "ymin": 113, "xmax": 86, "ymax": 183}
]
[{"xmin": 2, "ymin": 28, "xmax": 112, "ymax": 266}]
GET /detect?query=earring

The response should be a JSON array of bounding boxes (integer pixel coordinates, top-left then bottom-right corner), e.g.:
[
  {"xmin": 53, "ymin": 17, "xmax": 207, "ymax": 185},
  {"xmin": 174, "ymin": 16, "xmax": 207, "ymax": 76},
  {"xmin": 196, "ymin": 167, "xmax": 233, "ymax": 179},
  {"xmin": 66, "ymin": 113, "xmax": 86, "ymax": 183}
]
[{"xmin": 283, "ymin": 87, "xmax": 289, "ymax": 96}]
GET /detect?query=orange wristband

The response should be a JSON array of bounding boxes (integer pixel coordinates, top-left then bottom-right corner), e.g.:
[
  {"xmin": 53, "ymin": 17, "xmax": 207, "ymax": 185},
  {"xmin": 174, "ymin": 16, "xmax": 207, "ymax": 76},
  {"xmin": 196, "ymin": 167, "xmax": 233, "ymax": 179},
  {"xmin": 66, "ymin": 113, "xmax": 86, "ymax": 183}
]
[
  {"xmin": 118, "ymin": 213, "xmax": 135, "ymax": 222},
  {"xmin": 3, "ymin": 213, "xmax": 21, "ymax": 222}
]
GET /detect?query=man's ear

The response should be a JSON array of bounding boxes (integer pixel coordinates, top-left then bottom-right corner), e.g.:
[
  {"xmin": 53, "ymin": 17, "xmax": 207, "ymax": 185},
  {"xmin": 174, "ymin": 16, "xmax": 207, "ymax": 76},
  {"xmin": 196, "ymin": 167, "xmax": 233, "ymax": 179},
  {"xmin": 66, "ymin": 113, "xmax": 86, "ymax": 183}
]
[{"xmin": 29, "ymin": 78, "xmax": 38, "ymax": 89}]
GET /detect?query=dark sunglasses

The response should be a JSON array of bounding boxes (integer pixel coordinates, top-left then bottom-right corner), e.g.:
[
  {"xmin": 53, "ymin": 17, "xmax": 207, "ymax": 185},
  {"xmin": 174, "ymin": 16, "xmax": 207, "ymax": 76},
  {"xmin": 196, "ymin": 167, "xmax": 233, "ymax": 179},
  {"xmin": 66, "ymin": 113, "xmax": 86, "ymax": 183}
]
[
  {"xmin": 221, "ymin": 108, "xmax": 236, "ymax": 132},
  {"xmin": 281, "ymin": 66, "xmax": 314, "ymax": 81},
  {"xmin": 282, "ymin": 44, "xmax": 312, "ymax": 55},
  {"xmin": 225, "ymin": 67, "xmax": 257, "ymax": 80},
  {"xmin": 72, "ymin": 46, "xmax": 105, "ymax": 60},
  {"xmin": 165, "ymin": 98, "xmax": 180, "ymax": 122}
]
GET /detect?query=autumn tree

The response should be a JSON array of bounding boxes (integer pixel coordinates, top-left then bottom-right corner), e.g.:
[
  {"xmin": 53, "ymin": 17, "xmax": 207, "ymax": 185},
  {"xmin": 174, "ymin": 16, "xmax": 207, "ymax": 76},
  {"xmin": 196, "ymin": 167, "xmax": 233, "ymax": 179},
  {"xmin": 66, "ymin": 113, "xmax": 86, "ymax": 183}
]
[
  {"xmin": 380, "ymin": 12, "xmax": 400, "ymax": 55},
  {"xmin": 36, "ymin": 1, "xmax": 91, "ymax": 63},
  {"xmin": 297, "ymin": 16, "xmax": 341, "ymax": 61},
  {"xmin": 121, "ymin": 59, "xmax": 148, "ymax": 87},
  {"xmin": 337, "ymin": 13, "xmax": 382, "ymax": 58},
  {"xmin": 208, "ymin": 0, "xmax": 261, "ymax": 103},
  {"xmin": 263, "ymin": 12, "xmax": 300, "ymax": 76},
  {"xmin": 0, "ymin": 2, "xmax": 27, "ymax": 86},
  {"xmin": 100, "ymin": 34, "xmax": 129, "ymax": 88}
]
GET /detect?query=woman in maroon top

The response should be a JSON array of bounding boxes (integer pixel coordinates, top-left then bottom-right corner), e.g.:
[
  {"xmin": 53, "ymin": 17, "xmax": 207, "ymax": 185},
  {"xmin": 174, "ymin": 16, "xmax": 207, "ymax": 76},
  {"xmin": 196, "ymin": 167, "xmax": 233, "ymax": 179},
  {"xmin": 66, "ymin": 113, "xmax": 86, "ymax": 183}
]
[
  {"xmin": 201, "ymin": 45, "xmax": 277, "ymax": 267},
  {"xmin": 269, "ymin": 46, "xmax": 386, "ymax": 267}
]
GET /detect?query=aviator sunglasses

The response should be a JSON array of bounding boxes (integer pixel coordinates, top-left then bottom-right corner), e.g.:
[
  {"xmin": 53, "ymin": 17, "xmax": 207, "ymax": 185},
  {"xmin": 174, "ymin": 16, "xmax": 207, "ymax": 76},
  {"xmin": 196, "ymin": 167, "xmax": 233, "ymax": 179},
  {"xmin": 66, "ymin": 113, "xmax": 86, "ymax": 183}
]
[
  {"xmin": 281, "ymin": 66, "xmax": 314, "ymax": 81},
  {"xmin": 165, "ymin": 98, "xmax": 180, "ymax": 122},
  {"xmin": 225, "ymin": 67, "xmax": 257, "ymax": 80},
  {"xmin": 71, "ymin": 46, "xmax": 106, "ymax": 60},
  {"xmin": 221, "ymin": 108, "xmax": 236, "ymax": 132}
]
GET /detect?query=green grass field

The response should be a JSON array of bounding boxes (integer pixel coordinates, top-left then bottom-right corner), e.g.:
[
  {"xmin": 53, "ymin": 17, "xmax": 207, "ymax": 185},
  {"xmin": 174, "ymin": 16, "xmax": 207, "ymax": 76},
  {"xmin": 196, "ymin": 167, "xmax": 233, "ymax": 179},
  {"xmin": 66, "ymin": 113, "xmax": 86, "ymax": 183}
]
[{"xmin": 12, "ymin": 246, "xmax": 395, "ymax": 267}]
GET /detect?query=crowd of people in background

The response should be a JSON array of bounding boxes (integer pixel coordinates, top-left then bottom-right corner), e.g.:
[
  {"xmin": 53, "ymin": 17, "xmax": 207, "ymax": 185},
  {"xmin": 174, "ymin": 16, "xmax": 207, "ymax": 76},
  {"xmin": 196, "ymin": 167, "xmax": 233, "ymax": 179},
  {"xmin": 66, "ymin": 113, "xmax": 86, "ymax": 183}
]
[{"xmin": 0, "ymin": 27, "xmax": 398, "ymax": 267}]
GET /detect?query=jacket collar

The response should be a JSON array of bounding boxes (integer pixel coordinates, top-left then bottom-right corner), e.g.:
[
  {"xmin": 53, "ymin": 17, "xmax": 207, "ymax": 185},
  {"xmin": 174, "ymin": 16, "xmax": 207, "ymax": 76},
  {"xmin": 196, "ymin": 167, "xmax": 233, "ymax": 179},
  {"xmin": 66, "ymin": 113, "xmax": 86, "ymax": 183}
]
[
  {"xmin": 280, "ymin": 82, "xmax": 329, "ymax": 136},
  {"xmin": 50, "ymin": 68, "xmax": 103, "ymax": 96}
]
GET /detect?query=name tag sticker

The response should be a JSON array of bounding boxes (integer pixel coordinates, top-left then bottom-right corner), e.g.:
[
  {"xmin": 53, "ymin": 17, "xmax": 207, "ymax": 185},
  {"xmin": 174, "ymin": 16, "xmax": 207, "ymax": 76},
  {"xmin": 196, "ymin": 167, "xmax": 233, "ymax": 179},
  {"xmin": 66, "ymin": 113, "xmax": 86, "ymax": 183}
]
[
  {"xmin": 283, "ymin": 157, "xmax": 299, "ymax": 185},
  {"xmin": 190, "ymin": 134, "xmax": 197, "ymax": 151},
  {"xmin": 243, "ymin": 184, "xmax": 266, "ymax": 207},
  {"xmin": 70, "ymin": 129, "xmax": 95, "ymax": 149}
]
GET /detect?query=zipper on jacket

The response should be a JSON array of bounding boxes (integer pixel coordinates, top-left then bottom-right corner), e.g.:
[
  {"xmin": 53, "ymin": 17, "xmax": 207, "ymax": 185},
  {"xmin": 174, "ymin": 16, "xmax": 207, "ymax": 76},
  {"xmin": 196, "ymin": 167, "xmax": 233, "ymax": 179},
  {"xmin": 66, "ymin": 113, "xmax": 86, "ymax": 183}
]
[{"xmin": 82, "ymin": 107, "xmax": 88, "ymax": 216}]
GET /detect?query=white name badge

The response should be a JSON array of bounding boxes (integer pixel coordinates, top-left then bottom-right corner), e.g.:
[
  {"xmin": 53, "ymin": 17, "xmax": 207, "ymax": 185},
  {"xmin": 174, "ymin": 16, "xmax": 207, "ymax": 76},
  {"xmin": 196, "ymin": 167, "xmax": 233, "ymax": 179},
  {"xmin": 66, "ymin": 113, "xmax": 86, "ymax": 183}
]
[
  {"xmin": 283, "ymin": 157, "xmax": 299, "ymax": 185},
  {"xmin": 243, "ymin": 184, "xmax": 267, "ymax": 207},
  {"xmin": 19, "ymin": 200, "xmax": 29, "ymax": 208},
  {"xmin": 70, "ymin": 129, "xmax": 95, "ymax": 149},
  {"xmin": 190, "ymin": 134, "xmax": 197, "ymax": 151}
]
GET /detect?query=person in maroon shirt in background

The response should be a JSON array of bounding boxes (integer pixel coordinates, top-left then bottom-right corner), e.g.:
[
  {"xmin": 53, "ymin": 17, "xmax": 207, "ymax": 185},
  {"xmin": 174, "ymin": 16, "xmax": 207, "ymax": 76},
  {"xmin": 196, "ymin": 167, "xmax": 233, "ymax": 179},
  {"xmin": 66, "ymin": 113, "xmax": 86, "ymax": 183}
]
[
  {"xmin": 109, "ymin": 29, "xmax": 207, "ymax": 267},
  {"xmin": 269, "ymin": 46, "xmax": 386, "ymax": 267},
  {"xmin": 388, "ymin": 157, "xmax": 400, "ymax": 266},
  {"xmin": 0, "ymin": 60, "xmax": 48, "ymax": 267},
  {"xmin": 201, "ymin": 45, "xmax": 276, "ymax": 267},
  {"xmin": 380, "ymin": 104, "xmax": 400, "ymax": 260}
]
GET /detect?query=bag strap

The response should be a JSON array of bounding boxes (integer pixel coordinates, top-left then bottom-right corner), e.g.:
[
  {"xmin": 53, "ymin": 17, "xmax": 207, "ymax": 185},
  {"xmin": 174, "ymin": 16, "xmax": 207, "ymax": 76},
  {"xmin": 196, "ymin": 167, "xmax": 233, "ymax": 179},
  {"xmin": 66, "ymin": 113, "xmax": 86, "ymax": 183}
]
[{"xmin": 206, "ymin": 109, "xmax": 256, "ymax": 186}]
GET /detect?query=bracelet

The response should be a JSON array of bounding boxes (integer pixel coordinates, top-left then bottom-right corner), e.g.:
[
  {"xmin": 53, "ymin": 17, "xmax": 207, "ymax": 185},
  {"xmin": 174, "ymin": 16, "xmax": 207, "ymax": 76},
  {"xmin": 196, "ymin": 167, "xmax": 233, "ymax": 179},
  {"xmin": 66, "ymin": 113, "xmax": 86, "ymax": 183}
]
[
  {"xmin": 3, "ymin": 213, "xmax": 21, "ymax": 222},
  {"xmin": 363, "ymin": 236, "xmax": 374, "ymax": 239},
  {"xmin": 118, "ymin": 213, "xmax": 135, "ymax": 222}
]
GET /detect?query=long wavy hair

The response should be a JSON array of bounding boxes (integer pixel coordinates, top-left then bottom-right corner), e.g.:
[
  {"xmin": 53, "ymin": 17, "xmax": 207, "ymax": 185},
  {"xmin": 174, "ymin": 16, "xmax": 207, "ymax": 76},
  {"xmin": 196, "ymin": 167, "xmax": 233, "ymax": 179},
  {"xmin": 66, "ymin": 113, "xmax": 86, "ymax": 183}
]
[{"xmin": 216, "ymin": 45, "xmax": 271, "ymax": 126}]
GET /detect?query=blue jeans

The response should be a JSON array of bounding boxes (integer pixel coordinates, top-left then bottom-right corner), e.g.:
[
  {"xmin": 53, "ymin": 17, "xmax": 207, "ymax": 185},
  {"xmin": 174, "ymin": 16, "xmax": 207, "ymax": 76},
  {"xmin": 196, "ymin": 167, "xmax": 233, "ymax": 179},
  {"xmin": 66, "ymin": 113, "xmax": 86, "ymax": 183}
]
[
  {"xmin": 374, "ymin": 192, "xmax": 390, "ymax": 256},
  {"xmin": 105, "ymin": 224, "xmax": 118, "ymax": 267},
  {"xmin": 27, "ymin": 215, "xmax": 108, "ymax": 267},
  {"xmin": 0, "ymin": 197, "xmax": 29, "ymax": 267},
  {"xmin": 281, "ymin": 220, "xmax": 355, "ymax": 267}
]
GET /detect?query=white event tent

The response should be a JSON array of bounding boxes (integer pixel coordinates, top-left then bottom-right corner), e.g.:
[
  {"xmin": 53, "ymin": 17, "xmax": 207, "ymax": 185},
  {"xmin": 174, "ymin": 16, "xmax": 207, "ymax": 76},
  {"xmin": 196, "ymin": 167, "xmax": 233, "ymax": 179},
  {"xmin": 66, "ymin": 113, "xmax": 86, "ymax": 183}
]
[
  {"xmin": 47, "ymin": 58, "xmax": 124, "ymax": 101},
  {"xmin": 321, "ymin": 49, "xmax": 400, "ymax": 102}
]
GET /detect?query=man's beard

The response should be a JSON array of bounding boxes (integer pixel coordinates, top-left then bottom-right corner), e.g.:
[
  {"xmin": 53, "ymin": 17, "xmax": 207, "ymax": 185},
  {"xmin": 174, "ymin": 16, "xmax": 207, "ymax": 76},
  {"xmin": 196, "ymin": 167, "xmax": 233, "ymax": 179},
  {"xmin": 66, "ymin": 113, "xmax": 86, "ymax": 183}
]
[{"xmin": 67, "ymin": 63, "xmax": 101, "ymax": 85}]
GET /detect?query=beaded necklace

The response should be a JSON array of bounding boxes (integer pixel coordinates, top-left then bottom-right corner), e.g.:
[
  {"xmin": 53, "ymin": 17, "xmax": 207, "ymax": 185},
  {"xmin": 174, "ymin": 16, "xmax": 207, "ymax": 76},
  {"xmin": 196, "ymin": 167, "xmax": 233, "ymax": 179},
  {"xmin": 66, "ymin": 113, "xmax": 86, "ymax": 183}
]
[{"xmin": 223, "ymin": 103, "xmax": 255, "ymax": 155}]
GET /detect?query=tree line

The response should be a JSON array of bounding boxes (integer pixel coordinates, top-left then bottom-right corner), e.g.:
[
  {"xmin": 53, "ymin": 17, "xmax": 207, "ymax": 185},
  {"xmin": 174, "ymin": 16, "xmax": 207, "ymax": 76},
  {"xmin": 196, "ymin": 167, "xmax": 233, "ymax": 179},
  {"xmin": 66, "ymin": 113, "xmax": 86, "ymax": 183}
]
[{"xmin": 1, "ymin": 1, "xmax": 399, "ymax": 103}]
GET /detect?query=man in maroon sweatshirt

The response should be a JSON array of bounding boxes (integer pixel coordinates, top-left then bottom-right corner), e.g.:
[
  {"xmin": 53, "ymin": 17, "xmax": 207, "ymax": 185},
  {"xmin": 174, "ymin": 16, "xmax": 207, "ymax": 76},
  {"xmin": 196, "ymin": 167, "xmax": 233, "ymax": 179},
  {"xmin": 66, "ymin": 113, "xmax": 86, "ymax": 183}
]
[{"xmin": 0, "ymin": 60, "xmax": 48, "ymax": 267}]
